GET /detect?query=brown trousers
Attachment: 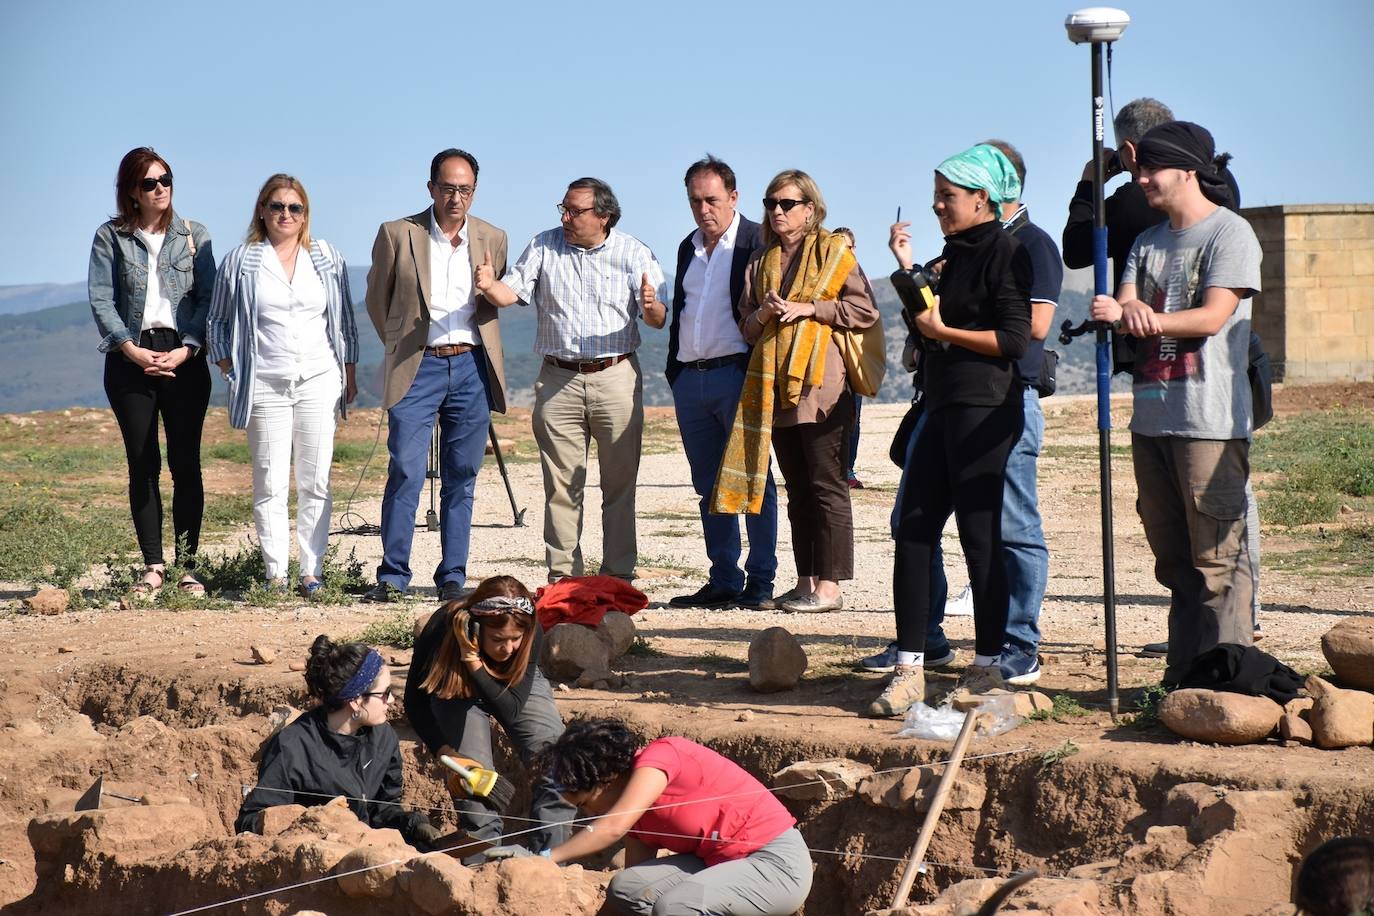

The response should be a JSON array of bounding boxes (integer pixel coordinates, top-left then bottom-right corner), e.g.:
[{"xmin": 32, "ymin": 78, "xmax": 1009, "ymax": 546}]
[
  {"xmin": 1131, "ymin": 433, "xmax": 1253, "ymax": 684},
  {"xmin": 772, "ymin": 394, "xmax": 855, "ymax": 581}
]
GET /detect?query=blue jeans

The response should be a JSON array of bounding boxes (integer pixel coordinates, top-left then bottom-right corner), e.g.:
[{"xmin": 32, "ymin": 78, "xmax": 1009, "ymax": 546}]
[
  {"xmin": 671, "ymin": 361, "xmax": 777, "ymax": 594},
  {"xmin": 1000, "ymin": 388, "xmax": 1049, "ymax": 657},
  {"xmin": 377, "ymin": 350, "xmax": 491, "ymax": 590}
]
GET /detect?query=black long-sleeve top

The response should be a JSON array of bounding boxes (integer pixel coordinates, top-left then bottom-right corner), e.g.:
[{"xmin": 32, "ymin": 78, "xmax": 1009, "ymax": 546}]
[
  {"xmin": 1062, "ymin": 178, "xmax": 1165, "ymax": 294},
  {"xmin": 235, "ymin": 707, "xmax": 429, "ymax": 841},
  {"xmin": 404, "ymin": 609, "xmax": 545, "ymax": 754},
  {"xmin": 921, "ymin": 220, "xmax": 1031, "ymax": 411}
]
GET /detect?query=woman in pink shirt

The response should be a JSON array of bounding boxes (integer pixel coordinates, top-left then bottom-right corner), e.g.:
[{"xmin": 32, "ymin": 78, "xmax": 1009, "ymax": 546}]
[{"xmin": 533, "ymin": 718, "xmax": 812, "ymax": 915}]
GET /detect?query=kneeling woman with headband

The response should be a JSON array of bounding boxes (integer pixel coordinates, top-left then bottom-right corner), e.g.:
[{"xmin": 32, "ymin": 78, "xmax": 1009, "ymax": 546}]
[
  {"xmin": 236, "ymin": 636, "xmax": 441, "ymax": 849},
  {"xmin": 403, "ymin": 575, "xmax": 574, "ymax": 854}
]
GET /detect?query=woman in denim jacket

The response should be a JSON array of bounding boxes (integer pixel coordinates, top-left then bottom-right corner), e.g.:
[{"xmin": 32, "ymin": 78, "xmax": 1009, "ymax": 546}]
[
  {"xmin": 88, "ymin": 147, "xmax": 216, "ymax": 597},
  {"xmin": 207, "ymin": 174, "xmax": 359, "ymax": 597}
]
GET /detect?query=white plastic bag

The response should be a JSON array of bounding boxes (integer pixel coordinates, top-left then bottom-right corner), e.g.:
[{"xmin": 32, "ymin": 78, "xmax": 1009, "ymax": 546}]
[{"xmin": 895, "ymin": 694, "xmax": 1023, "ymax": 740}]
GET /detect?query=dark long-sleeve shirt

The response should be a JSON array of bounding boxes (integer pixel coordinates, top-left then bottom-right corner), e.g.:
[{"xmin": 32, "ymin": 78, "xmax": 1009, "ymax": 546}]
[
  {"xmin": 404, "ymin": 609, "xmax": 544, "ymax": 754},
  {"xmin": 1062, "ymin": 178, "xmax": 1165, "ymax": 294},
  {"xmin": 921, "ymin": 220, "xmax": 1031, "ymax": 411},
  {"xmin": 235, "ymin": 707, "xmax": 428, "ymax": 841}
]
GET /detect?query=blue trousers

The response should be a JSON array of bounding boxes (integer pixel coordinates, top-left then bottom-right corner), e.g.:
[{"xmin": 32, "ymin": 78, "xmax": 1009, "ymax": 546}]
[
  {"xmin": 671, "ymin": 362, "xmax": 777, "ymax": 594},
  {"xmin": 377, "ymin": 351, "xmax": 490, "ymax": 590}
]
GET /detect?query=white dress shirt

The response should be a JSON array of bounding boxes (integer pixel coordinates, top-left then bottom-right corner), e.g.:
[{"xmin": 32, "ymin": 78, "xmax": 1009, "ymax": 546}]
[
  {"xmin": 678, "ymin": 210, "xmax": 748, "ymax": 363},
  {"xmin": 253, "ymin": 244, "xmax": 334, "ymax": 381},
  {"xmin": 136, "ymin": 229, "xmax": 176, "ymax": 331},
  {"xmin": 427, "ymin": 208, "xmax": 478, "ymax": 347}
]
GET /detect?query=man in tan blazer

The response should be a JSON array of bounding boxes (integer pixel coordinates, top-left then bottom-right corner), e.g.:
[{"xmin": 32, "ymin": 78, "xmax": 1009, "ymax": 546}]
[{"xmin": 363, "ymin": 148, "xmax": 508, "ymax": 602}]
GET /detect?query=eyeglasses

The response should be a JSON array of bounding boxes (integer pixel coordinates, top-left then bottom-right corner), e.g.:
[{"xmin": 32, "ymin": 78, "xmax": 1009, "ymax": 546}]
[
  {"xmin": 434, "ymin": 183, "xmax": 475, "ymax": 199},
  {"xmin": 557, "ymin": 203, "xmax": 596, "ymax": 218},
  {"xmin": 361, "ymin": 686, "xmax": 393, "ymax": 702},
  {"xmin": 763, "ymin": 197, "xmax": 809, "ymax": 213},
  {"xmin": 266, "ymin": 201, "xmax": 306, "ymax": 216},
  {"xmin": 139, "ymin": 174, "xmax": 174, "ymax": 192}
]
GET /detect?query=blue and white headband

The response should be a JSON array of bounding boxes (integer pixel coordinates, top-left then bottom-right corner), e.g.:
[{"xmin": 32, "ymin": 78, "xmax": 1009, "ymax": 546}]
[
  {"xmin": 470, "ymin": 595, "xmax": 535, "ymax": 617},
  {"xmin": 330, "ymin": 649, "xmax": 384, "ymax": 703}
]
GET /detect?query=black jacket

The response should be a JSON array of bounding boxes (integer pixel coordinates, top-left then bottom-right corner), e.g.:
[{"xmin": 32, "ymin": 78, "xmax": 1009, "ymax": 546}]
[
  {"xmin": 1062, "ymin": 178, "xmax": 1164, "ymax": 295},
  {"xmin": 235, "ymin": 707, "xmax": 428, "ymax": 841},
  {"xmin": 665, "ymin": 214, "xmax": 763, "ymax": 385}
]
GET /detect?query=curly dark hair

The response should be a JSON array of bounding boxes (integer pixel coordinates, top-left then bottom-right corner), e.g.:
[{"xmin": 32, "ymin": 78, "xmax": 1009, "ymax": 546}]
[
  {"xmin": 534, "ymin": 718, "xmax": 641, "ymax": 793},
  {"xmin": 1296, "ymin": 836, "xmax": 1374, "ymax": 916},
  {"xmin": 304, "ymin": 635, "xmax": 372, "ymax": 709}
]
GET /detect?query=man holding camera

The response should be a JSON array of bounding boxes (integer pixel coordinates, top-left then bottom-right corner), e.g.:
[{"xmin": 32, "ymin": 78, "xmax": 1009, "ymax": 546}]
[{"xmin": 1089, "ymin": 121, "xmax": 1261, "ymax": 687}]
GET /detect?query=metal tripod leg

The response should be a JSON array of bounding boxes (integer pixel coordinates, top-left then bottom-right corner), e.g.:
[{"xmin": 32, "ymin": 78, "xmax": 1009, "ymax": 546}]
[
  {"xmin": 488, "ymin": 425, "xmax": 526, "ymax": 527},
  {"xmin": 425, "ymin": 420, "xmax": 440, "ymax": 532}
]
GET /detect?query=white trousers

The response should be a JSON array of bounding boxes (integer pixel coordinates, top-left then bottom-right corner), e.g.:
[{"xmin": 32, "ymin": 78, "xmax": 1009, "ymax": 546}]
[{"xmin": 247, "ymin": 370, "xmax": 340, "ymax": 579}]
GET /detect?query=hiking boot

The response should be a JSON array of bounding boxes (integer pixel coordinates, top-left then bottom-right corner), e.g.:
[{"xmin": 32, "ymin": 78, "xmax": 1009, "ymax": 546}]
[
  {"xmin": 866, "ymin": 664, "xmax": 926, "ymax": 718},
  {"xmin": 959, "ymin": 664, "xmax": 1007, "ymax": 695}
]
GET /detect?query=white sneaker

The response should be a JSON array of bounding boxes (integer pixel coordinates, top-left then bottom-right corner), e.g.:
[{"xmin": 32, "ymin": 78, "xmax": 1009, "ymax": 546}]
[{"xmin": 944, "ymin": 585, "xmax": 974, "ymax": 617}]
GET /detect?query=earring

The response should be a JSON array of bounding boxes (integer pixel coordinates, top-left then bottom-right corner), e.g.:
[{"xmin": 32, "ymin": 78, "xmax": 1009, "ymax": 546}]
[{"xmin": 350, "ymin": 709, "xmax": 361, "ymax": 720}]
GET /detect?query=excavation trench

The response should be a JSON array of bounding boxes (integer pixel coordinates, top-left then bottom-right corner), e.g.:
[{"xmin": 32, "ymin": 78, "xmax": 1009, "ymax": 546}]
[{"xmin": 5, "ymin": 662, "xmax": 1371, "ymax": 915}]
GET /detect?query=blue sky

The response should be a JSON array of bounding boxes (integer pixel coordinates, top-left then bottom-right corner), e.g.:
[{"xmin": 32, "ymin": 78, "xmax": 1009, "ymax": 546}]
[{"xmin": 2, "ymin": 0, "xmax": 1371, "ymax": 288}]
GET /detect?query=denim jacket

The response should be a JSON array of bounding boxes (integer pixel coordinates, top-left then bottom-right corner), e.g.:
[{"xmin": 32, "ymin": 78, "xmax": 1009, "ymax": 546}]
[{"xmin": 87, "ymin": 211, "xmax": 216, "ymax": 353}]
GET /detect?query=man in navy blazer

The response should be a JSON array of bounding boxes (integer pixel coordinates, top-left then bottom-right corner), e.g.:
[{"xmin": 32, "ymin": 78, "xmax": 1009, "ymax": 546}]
[{"xmin": 666, "ymin": 157, "xmax": 777, "ymax": 609}]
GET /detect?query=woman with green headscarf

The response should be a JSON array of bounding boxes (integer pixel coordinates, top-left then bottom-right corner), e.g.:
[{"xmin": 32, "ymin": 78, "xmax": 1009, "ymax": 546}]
[{"xmin": 868, "ymin": 144, "xmax": 1032, "ymax": 718}]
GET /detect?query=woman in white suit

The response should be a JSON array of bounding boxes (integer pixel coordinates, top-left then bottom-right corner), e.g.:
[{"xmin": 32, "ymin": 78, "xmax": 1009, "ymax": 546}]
[{"xmin": 207, "ymin": 174, "xmax": 359, "ymax": 597}]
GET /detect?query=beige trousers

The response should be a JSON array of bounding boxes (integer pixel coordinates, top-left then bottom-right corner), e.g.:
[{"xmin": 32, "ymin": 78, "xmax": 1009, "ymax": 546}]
[{"xmin": 532, "ymin": 355, "xmax": 643, "ymax": 580}]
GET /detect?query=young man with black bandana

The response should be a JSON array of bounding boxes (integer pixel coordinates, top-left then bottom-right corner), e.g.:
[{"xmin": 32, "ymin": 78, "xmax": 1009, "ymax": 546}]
[{"xmin": 1090, "ymin": 121, "xmax": 1261, "ymax": 687}]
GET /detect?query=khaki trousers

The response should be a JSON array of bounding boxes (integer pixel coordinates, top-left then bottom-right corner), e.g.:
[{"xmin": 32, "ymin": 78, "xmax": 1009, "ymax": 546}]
[
  {"xmin": 533, "ymin": 355, "xmax": 643, "ymax": 580},
  {"xmin": 1131, "ymin": 433, "xmax": 1253, "ymax": 684}
]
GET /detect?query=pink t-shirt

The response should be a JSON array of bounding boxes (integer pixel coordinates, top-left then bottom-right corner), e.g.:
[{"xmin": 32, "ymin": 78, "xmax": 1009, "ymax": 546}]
[{"xmin": 629, "ymin": 737, "xmax": 796, "ymax": 865}]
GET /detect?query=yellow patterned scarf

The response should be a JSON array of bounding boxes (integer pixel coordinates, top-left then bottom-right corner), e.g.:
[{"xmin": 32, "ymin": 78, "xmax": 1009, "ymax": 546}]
[{"xmin": 710, "ymin": 230, "xmax": 855, "ymax": 515}]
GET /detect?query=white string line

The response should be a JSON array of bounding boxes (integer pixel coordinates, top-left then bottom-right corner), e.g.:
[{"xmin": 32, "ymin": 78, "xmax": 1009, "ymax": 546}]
[{"xmin": 159, "ymin": 747, "xmax": 1035, "ymax": 915}]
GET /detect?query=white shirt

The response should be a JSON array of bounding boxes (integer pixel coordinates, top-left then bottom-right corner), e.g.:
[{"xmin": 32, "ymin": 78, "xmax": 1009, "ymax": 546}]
[
  {"xmin": 136, "ymin": 229, "xmax": 176, "ymax": 331},
  {"xmin": 678, "ymin": 210, "xmax": 748, "ymax": 363},
  {"xmin": 502, "ymin": 227, "xmax": 668, "ymax": 360},
  {"xmin": 427, "ymin": 208, "xmax": 478, "ymax": 347},
  {"xmin": 253, "ymin": 245, "xmax": 334, "ymax": 381}
]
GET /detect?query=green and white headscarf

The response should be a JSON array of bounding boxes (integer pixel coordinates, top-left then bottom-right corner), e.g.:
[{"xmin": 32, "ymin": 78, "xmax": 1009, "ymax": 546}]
[{"xmin": 935, "ymin": 144, "xmax": 1022, "ymax": 208}]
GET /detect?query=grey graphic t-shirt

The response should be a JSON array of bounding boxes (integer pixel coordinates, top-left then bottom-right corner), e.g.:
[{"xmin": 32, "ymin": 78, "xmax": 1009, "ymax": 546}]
[{"xmin": 1122, "ymin": 206, "xmax": 1262, "ymax": 440}]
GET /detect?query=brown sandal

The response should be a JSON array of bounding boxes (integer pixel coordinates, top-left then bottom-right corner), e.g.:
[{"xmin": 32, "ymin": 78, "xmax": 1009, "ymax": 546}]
[
  {"xmin": 177, "ymin": 575, "xmax": 206, "ymax": 597},
  {"xmin": 132, "ymin": 567, "xmax": 165, "ymax": 597}
]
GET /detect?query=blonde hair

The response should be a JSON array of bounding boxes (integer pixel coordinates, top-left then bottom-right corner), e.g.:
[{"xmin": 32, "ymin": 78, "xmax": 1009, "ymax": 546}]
[
  {"xmin": 247, "ymin": 173, "xmax": 312, "ymax": 249},
  {"xmin": 761, "ymin": 169, "xmax": 827, "ymax": 247}
]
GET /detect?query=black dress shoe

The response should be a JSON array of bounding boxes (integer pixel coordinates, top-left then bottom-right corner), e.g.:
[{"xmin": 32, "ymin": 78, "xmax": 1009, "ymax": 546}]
[
  {"xmin": 362, "ymin": 582, "xmax": 406, "ymax": 603},
  {"xmin": 437, "ymin": 581, "xmax": 466, "ymax": 602},
  {"xmin": 736, "ymin": 582, "xmax": 775, "ymax": 610},
  {"xmin": 668, "ymin": 583, "xmax": 742, "ymax": 609}
]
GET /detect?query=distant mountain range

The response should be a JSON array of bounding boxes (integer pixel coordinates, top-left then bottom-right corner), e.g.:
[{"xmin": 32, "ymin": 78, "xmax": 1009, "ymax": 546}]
[{"xmin": 0, "ymin": 271, "xmax": 1107, "ymax": 414}]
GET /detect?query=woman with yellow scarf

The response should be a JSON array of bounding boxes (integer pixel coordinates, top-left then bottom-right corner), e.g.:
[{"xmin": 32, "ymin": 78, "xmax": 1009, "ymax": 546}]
[{"xmin": 712, "ymin": 170, "xmax": 879, "ymax": 613}]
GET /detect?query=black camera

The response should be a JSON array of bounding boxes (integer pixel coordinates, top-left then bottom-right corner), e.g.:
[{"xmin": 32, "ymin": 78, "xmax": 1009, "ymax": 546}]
[{"xmin": 890, "ymin": 262, "xmax": 941, "ymax": 331}]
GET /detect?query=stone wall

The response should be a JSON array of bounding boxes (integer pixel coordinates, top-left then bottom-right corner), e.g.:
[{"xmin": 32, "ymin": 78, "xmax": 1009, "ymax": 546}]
[{"xmin": 1243, "ymin": 204, "xmax": 1374, "ymax": 382}]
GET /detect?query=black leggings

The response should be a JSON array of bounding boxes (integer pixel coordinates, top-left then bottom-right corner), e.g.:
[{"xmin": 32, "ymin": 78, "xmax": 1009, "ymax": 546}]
[
  {"xmin": 893, "ymin": 401, "xmax": 1022, "ymax": 657},
  {"xmin": 103, "ymin": 330, "xmax": 211, "ymax": 568}
]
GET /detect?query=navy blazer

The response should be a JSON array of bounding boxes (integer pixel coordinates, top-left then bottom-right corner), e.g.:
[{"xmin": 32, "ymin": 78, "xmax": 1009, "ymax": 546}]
[{"xmin": 665, "ymin": 214, "xmax": 763, "ymax": 385}]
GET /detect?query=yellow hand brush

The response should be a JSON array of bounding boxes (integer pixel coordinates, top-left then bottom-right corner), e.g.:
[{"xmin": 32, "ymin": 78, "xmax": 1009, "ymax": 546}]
[{"xmin": 439, "ymin": 755, "xmax": 516, "ymax": 813}]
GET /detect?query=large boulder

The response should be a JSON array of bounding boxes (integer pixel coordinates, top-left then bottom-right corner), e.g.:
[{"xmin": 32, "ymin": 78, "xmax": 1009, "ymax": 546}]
[
  {"xmin": 1157, "ymin": 689, "xmax": 1282, "ymax": 745},
  {"xmin": 747, "ymin": 627, "xmax": 807, "ymax": 693},
  {"xmin": 543, "ymin": 623, "xmax": 612, "ymax": 681},
  {"xmin": 772, "ymin": 758, "xmax": 874, "ymax": 801},
  {"xmin": 1306, "ymin": 675, "xmax": 1374, "ymax": 749},
  {"xmin": 408, "ymin": 854, "xmax": 474, "ymax": 915},
  {"xmin": 595, "ymin": 611, "xmax": 636, "ymax": 659},
  {"xmin": 1321, "ymin": 618, "xmax": 1374, "ymax": 690},
  {"xmin": 23, "ymin": 587, "xmax": 70, "ymax": 615},
  {"xmin": 333, "ymin": 843, "xmax": 407, "ymax": 898}
]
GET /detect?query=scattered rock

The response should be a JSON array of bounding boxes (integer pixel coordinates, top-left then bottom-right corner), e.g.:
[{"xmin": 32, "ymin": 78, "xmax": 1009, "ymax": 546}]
[
  {"xmin": 736, "ymin": 710, "xmax": 754, "ymax": 722},
  {"xmin": 595, "ymin": 611, "xmax": 636, "ymax": 658},
  {"xmin": 858, "ymin": 767, "xmax": 985, "ymax": 813},
  {"xmin": 1160, "ymin": 783, "xmax": 1225, "ymax": 828},
  {"xmin": 1306, "ymin": 675, "xmax": 1374, "ymax": 749},
  {"xmin": 259, "ymin": 804, "xmax": 308, "ymax": 836},
  {"xmin": 57, "ymin": 646, "xmax": 74, "ymax": 654},
  {"xmin": 388, "ymin": 654, "xmax": 406, "ymax": 666},
  {"xmin": 23, "ymin": 588, "xmax": 69, "ymax": 615},
  {"xmin": 289, "ymin": 661, "xmax": 306, "ymax": 672},
  {"xmin": 951, "ymin": 688, "xmax": 1051, "ymax": 716},
  {"xmin": 250, "ymin": 645, "xmax": 276, "ymax": 665},
  {"xmin": 1279, "ymin": 713, "xmax": 1313, "ymax": 745},
  {"xmin": 1157, "ymin": 689, "xmax": 1282, "ymax": 745},
  {"xmin": 772, "ymin": 758, "xmax": 875, "ymax": 801},
  {"xmin": 1284, "ymin": 696, "xmax": 1314, "ymax": 718},
  {"xmin": 747, "ymin": 627, "xmax": 807, "ymax": 693},
  {"xmin": 1321, "ymin": 618, "xmax": 1374, "ymax": 690},
  {"xmin": 407, "ymin": 854, "xmax": 473, "ymax": 915},
  {"xmin": 542, "ymin": 623, "xmax": 612, "ymax": 681},
  {"xmin": 194, "ymin": 652, "xmax": 208, "ymax": 659},
  {"xmin": 333, "ymin": 844, "xmax": 405, "ymax": 897},
  {"xmin": 555, "ymin": 683, "xmax": 571, "ymax": 693}
]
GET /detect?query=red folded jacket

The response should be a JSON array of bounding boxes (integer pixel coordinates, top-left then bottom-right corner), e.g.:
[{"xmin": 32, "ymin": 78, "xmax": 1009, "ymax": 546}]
[{"xmin": 535, "ymin": 575, "xmax": 648, "ymax": 631}]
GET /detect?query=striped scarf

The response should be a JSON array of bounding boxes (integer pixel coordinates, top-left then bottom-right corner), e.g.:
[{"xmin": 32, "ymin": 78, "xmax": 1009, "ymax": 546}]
[{"xmin": 710, "ymin": 231, "xmax": 854, "ymax": 515}]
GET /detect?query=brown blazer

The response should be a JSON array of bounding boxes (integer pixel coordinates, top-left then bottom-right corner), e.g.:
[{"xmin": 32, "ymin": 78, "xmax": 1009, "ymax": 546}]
[{"xmin": 365, "ymin": 209, "xmax": 510, "ymax": 412}]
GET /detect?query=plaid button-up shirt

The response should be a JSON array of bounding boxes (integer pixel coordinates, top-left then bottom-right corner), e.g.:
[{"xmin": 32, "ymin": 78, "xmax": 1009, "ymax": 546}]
[{"xmin": 502, "ymin": 227, "xmax": 668, "ymax": 360}]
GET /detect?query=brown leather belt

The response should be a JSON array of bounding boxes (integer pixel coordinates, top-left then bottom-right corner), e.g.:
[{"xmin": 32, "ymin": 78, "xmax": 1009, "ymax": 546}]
[
  {"xmin": 425, "ymin": 343, "xmax": 475, "ymax": 357},
  {"xmin": 544, "ymin": 353, "xmax": 630, "ymax": 374}
]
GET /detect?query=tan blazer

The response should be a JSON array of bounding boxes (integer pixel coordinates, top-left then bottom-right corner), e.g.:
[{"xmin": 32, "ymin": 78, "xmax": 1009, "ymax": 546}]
[{"xmin": 365, "ymin": 210, "xmax": 510, "ymax": 412}]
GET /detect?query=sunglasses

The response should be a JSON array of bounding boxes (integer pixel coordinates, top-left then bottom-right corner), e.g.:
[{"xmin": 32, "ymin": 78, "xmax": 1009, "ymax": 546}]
[
  {"xmin": 763, "ymin": 197, "xmax": 808, "ymax": 213},
  {"xmin": 266, "ymin": 201, "xmax": 306, "ymax": 216},
  {"xmin": 140, "ymin": 174, "xmax": 174, "ymax": 192}
]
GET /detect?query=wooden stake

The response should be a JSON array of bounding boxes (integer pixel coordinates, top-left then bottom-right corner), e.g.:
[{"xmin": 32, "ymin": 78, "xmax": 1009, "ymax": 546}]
[{"xmin": 889, "ymin": 708, "xmax": 981, "ymax": 910}]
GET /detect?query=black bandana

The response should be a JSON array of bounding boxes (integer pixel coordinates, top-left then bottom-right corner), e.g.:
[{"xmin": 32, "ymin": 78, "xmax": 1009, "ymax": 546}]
[{"xmin": 1136, "ymin": 120, "xmax": 1239, "ymax": 210}]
